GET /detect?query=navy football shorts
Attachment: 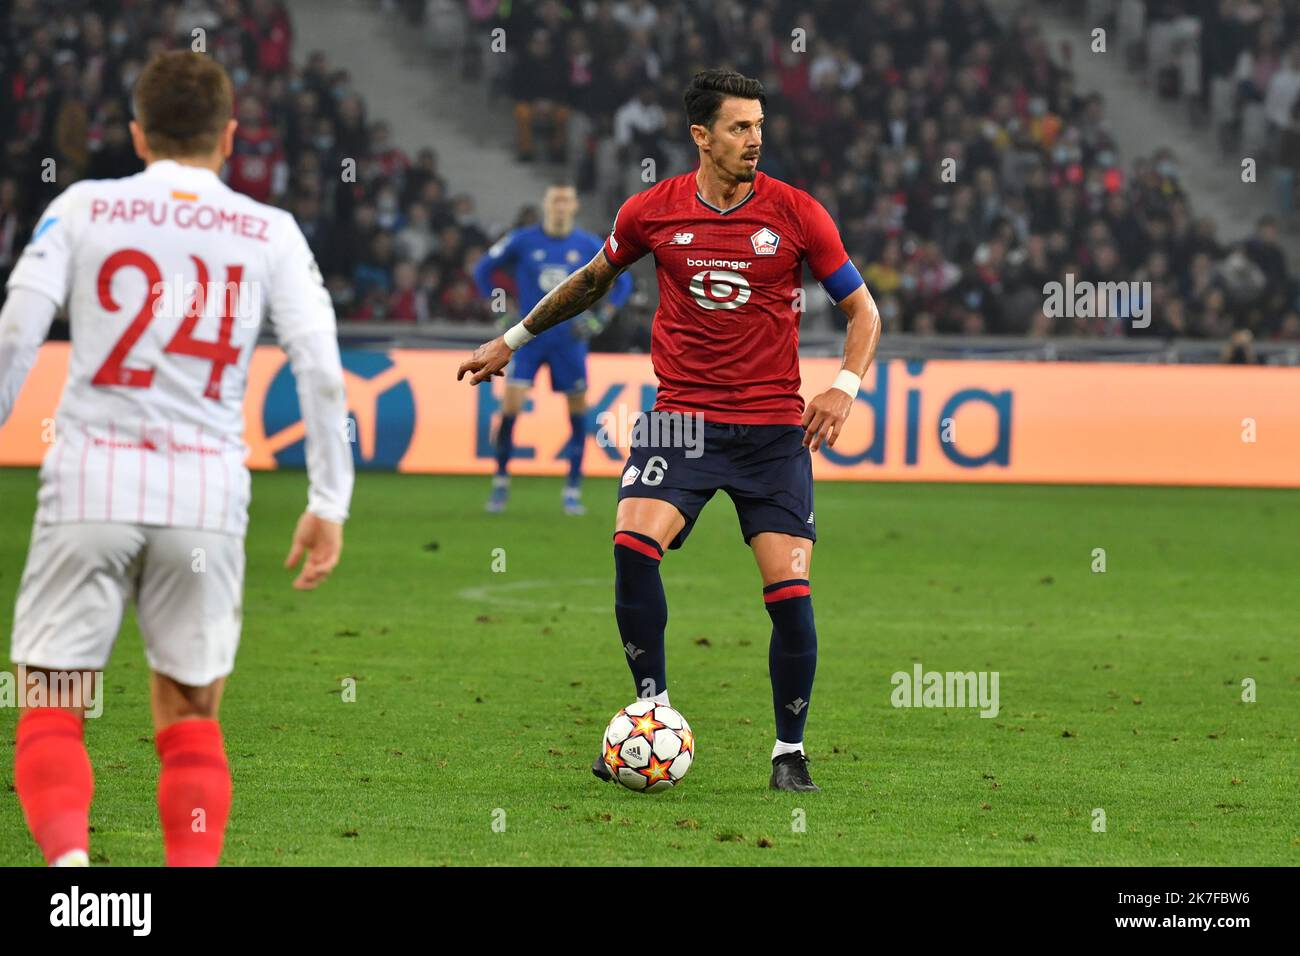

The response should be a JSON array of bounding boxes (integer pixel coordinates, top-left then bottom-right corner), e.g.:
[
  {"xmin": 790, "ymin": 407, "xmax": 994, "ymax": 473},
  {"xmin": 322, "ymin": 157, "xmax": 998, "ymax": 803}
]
[{"xmin": 617, "ymin": 413, "xmax": 816, "ymax": 550}]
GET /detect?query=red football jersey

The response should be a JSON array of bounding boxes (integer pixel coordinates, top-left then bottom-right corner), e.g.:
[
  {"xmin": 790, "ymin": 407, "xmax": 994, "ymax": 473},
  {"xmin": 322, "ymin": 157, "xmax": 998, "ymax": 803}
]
[{"xmin": 603, "ymin": 170, "xmax": 858, "ymax": 425}]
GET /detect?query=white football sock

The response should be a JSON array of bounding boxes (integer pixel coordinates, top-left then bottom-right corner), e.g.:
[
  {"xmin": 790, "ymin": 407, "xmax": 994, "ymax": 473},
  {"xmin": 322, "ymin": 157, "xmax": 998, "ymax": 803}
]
[{"xmin": 772, "ymin": 739, "xmax": 804, "ymax": 760}]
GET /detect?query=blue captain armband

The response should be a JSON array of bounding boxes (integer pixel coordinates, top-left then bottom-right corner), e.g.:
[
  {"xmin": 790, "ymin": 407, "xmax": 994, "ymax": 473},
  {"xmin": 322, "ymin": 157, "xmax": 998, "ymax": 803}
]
[{"xmin": 818, "ymin": 259, "xmax": 865, "ymax": 305}]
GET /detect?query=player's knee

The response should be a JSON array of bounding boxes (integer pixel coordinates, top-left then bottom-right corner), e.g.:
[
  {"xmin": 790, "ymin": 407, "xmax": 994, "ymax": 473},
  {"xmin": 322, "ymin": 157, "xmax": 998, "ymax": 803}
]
[
  {"xmin": 152, "ymin": 673, "xmax": 222, "ymax": 728},
  {"xmin": 615, "ymin": 499, "xmax": 682, "ymax": 552},
  {"xmin": 502, "ymin": 387, "xmax": 529, "ymax": 416}
]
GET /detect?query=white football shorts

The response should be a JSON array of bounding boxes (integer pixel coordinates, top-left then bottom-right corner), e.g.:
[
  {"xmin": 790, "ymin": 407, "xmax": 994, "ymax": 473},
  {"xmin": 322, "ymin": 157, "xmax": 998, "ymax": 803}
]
[{"xmin": 10, "ymin": 522, "xmax": 245, "ymax": 687}]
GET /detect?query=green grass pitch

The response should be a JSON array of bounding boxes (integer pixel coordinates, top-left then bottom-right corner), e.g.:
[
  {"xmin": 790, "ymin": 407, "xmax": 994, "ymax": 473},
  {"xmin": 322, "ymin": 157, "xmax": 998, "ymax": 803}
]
[{"xmin": 1, "ymin": 467, "xmax": 1296, "ymax": 866}]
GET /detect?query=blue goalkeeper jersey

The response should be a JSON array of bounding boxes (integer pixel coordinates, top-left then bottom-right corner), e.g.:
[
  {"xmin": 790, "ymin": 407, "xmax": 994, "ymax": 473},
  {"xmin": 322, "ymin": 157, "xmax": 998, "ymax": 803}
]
[{"xmin": 471, "ymin": 224, "xmax": 632, "ymax": 342}]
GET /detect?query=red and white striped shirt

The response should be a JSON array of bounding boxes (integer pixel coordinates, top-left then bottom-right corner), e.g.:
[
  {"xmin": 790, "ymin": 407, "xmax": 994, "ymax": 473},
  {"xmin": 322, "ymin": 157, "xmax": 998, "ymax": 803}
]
[{"xmin": 0, "ymin": 160, "xmax": 353, "ymax": 535}]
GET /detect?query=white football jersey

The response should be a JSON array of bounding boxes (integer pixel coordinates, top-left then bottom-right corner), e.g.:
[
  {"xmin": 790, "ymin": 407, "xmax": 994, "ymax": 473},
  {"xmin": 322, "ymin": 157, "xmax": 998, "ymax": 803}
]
[{"xmin": 6, "ymin": 160, "xmax": 346, "ymax": 535}]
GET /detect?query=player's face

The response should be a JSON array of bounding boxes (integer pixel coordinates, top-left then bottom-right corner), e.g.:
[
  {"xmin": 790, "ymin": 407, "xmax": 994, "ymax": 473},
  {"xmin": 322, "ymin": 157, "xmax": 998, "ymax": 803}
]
[
  {"xmin": 695, "ymin": 97, "xmax": 763, "ymax": 183},
  {"xmin": 542, "ymin": 186, "xmax": 578, "ymax": 233}
]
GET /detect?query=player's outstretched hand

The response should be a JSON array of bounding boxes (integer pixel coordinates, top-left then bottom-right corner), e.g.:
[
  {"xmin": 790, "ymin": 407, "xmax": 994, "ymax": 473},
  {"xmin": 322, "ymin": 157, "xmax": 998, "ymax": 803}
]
[
  {"xmin": 457, "ymin": 335, "xmax": 512, "ymax": 385},
  {"xmin": 284, "ymin": 511, "xmax": 344, "ymax": 591},
  {"xmin": 801, "ymin": 388, "xmax": 854, "ymax": 452}
]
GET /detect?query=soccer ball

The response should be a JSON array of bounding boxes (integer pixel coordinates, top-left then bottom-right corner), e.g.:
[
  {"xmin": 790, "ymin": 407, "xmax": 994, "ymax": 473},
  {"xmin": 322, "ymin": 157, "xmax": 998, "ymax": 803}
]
[{"xmin": 602, "ymin": 700, "xmax": 694, "ymax": 792}]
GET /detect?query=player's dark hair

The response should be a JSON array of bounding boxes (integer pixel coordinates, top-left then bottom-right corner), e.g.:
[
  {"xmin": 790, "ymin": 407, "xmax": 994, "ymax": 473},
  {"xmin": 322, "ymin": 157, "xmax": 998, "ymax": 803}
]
[
  {"xmin": 132, "ymin": 51, "xmax": 233, "ymax": 157},
  {"xmin": 683, "ymin": 69, "xmax": 766, "ymax": 130}
]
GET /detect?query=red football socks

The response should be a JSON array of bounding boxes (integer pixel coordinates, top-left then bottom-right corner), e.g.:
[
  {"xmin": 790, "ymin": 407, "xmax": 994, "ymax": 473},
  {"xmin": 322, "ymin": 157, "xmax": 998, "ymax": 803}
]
[
  {"xmin": 155, "ymin": 719, "xmax": 232, "ymax": 867},
  {"xmin": 14, "ymin": 708, "xmax": 93, "ymax": 864}
]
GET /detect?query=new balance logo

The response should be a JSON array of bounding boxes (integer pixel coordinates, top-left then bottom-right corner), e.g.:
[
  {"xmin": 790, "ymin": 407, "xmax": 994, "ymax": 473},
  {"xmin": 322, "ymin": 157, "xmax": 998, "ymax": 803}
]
[
  {"xmin": 671, "ymin": 232, "xmax": 694, "ymax": 244},
  {"xmin": 624, "ymin": 642, "xmax": 646, "ymax": 660},
  {"xmin": 786, "ymin": 698, "xmax": 808, "ymax": 715},
  {"xmin": 806, "ymin": 512, "xmax": 815, "ymax": 524}
]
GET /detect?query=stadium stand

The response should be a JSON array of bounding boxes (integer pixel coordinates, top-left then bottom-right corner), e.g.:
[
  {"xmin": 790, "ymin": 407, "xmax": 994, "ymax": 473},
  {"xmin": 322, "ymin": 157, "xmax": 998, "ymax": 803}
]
[
  {"xmin": 1087, "ymin": 0, "xmax": 1300, "ymax": 211},
  {"xmin": 1, "ymin": 0, "xmax": 1296, "ymax": 356},
  {"xmin": 435, "ymin": 0, "xmax": 1299, "ymax": 350},
  {"xmin": 0, "ymin": 0, "xmax": 492, "ymax": 325}
]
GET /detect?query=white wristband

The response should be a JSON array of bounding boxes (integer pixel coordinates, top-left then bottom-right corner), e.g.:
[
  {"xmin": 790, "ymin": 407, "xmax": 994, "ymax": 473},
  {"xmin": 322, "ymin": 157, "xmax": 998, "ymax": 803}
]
[
  {"xmin": 504, "ymin": 321, "xmax": 535, "ymax": 350},
  {"xmin": 831, "ymin": 369, "xmax": 861, "ymax": 398}
]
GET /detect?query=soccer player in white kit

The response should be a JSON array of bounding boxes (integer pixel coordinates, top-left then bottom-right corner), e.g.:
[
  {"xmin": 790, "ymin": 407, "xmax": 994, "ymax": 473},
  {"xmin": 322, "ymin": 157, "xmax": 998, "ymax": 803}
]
[{"xmin": 0, "ymin": 52, "xmax": 354, "ymax": 866}]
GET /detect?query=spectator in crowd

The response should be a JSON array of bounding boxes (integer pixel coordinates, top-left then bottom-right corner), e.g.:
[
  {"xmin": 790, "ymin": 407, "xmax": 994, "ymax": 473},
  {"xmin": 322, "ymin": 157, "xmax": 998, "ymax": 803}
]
[
  {"xmin": 510, "ymin": 28, "xmax": 570, "ymax": 163},
  {"xmin": 1264, "ymin": 41, "xmax": 1300, "ymax": 132},
  {"xmin": 1245, "ymin": 216, "xmax": 1292, "ymax": 319},
  {"xmin": 396, "ymin": 203, "xmax": 436, "ymax": 264},
  {"xmin": 293, "ymin": 191, "xmax": 334, "ymax": 272},
  {"xmin": 354, "ymin": 232, "xmax": 397, "ymax": 304},
  {"xmin": 228, "ymin": 95, "xmax": 286, "ymax": 203},
  {"xmin": 439, "ymin": 274, "xmax": 487, "ymax": 323},
  {"xmin": 386, "ymin": 260, "xmax": 423, "ymax": 323},
  {"xmin": 0, "ymin": 177, "xmax": 25, "ymax": 291},
  {"xmin": 613, "ymin": 85, "xmax": 668, "ymax": 171},
  {"xmin": 401, "ymin": 147, "xmax": 444, "ymax": 207}
]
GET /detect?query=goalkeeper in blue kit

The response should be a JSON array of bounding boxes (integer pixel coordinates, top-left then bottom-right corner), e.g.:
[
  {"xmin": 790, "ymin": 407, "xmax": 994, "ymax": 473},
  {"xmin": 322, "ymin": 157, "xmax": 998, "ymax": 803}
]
[{"xmin": 472, "ymin": 182, "xmax": 633, "ymax": 515}]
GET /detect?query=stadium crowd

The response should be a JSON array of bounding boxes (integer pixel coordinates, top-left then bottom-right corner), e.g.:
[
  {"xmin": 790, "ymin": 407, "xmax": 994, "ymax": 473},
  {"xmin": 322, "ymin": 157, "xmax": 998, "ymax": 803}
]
[
  {"xmin": 0, "ymin": 0, "xmax": 495, "ymax": 324},
  {"xmin": 1184, "ymin": 0, "xmax": 1300, "ymax": 222},
  {"xmin": 464, "ymin": 0, "xmax": 1299, "ymax": 343},
  {"xmin": 0, "ymin": 0, "xmax": 1295, "ymax": 346}
]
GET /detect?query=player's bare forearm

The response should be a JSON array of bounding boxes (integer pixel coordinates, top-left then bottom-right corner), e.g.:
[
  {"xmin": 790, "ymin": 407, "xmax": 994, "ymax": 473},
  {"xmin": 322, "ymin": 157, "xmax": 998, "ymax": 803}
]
[
  {"xmin": 801, "ymin": 284, "xmax": 882, "ymax": 452},
  {"xmin": 837, "ymin": 284, "xmax": 882, "ymax": 378},
  {"xmin": 521, "ymin": 250, "xmax": 623, "ymax": 336},
  {"xmin": 457, "ymin": 250, "xmax": 623, "ymax": 385}
]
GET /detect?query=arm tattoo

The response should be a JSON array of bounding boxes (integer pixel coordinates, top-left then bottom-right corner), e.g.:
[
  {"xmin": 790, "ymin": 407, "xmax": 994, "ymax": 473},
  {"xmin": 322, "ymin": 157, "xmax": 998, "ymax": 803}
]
[{"xmin": 521, "ymin": 255, "xmax": 620, "ymax": 336}]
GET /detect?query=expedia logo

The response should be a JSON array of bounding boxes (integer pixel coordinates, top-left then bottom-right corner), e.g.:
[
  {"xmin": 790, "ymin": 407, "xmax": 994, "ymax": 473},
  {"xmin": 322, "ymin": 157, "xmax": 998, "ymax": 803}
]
[{"xmin": 689, "ymin": 270, "xmax": 751, "ymax": 310}]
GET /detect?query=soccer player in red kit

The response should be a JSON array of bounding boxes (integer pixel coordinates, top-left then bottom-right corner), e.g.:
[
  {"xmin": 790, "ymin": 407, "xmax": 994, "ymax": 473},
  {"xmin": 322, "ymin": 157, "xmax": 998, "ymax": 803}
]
[{"xmin": 458, "ymin": 70, "xmax": 881, "ymax": 791}]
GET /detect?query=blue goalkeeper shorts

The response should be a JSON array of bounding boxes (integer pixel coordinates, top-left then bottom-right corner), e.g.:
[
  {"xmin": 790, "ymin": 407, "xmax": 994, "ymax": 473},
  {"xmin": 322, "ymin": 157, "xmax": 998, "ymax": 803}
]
[{"xmin": 506, "ymin": 328, "xmax": 588, "ymax": 393}]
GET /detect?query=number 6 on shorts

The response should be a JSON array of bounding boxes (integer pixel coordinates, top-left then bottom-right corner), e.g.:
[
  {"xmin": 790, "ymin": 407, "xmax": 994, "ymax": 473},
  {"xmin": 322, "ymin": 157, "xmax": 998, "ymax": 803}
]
[{"xmin": 642, "ymin": 455, "xmax": 668, "ymax": 486}]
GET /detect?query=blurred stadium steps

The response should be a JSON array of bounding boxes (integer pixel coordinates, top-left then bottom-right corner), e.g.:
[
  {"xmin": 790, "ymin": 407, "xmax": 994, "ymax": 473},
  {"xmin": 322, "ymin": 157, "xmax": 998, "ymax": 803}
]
[
  {"xmin": 285, "ymin": 0, "xmax": 566, "ymax": 233},
  {"xmin": 1017, "ymin": 0, "xmax": 1300, "ymax": 270}
]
